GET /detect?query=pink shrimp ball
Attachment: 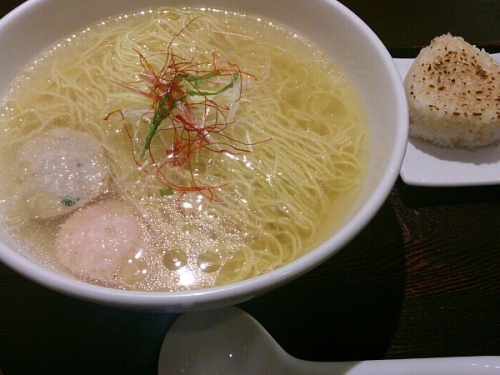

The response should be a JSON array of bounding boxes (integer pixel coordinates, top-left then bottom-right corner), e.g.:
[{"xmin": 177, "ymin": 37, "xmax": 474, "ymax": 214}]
[{"xmin": 56, "ymin": 200, "xmax": 143, "ymax": 284}]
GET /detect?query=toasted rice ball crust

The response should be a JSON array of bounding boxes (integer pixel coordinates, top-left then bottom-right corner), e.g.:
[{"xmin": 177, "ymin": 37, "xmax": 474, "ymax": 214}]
[{"xmin": 404, "ymin": 33, "xmax": 500, "ymax": 148}]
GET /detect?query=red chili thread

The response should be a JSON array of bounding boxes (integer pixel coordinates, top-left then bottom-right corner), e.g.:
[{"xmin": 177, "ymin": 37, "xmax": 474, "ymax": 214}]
[{"xmin": 106, "ymin": 17, "xmax": 266, "ymax": 200}]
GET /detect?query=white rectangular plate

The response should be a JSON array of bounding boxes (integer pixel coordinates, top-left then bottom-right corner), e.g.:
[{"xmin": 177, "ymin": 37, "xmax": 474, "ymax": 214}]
[
  {"xmin": 394, "ymin": 54, "xmax": 500, "ymax": 187},
  {"xmin": 345, "ymin": 356, "xmax": 500, "ymax": 375}
]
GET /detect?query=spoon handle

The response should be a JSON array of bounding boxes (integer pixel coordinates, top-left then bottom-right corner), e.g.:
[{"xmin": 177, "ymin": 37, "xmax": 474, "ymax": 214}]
[{"xmin": 285, "ymin": 356, "xmax": 500, "ymax": 375}]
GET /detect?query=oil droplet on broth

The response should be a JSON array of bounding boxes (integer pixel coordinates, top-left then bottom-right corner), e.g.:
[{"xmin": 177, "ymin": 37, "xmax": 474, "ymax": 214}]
[
  {"xmin": 163, "ymin": 249, "xmax": 188, "ymax": 271},
  {"xmin": 181, "ymin": 223, "xmax": 197, "ymax": 234},
  {"xmin": 120, "ymin": 258, "xmax": 148, "ymax": 284},
  {"xmin": 197, "ymin": 250, "xmax": 222, "ymax": 273}
]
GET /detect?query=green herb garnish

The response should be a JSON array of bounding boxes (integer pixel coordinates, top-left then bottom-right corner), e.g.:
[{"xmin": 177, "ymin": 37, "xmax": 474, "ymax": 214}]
[
  {"xmin": 139, "ymin": 71, "xmax": 240, "ymax": 159},
  {"xmin": 61, "ymin": 198, "xmax": 77, "ymax": 207},
  {"xmin": 160, "ymin": 188, "xmax": 174, "ymax": 196}
]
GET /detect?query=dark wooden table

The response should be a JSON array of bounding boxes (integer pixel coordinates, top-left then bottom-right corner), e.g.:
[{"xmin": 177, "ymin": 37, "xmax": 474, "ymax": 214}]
[{"xmin": 1, "ymin": 1, "xmax": 500, "ymax": 374}]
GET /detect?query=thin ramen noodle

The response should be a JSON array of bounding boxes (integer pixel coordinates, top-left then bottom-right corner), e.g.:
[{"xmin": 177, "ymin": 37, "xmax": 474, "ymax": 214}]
[{"xmin": 0, "ymin": 7, "xmax": 369, "ymax": 291}]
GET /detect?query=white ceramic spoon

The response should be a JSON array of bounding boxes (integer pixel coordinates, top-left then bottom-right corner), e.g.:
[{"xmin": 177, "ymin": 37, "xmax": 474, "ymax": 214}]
[{"xmin": 158, "ymin": 306, "xmax": 500, "ymax": 374}]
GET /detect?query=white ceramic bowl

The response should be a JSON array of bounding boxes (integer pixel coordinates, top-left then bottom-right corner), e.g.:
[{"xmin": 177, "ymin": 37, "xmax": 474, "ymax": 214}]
[{"xmin": 0, "ymin": 0, "xmax": 407, "ymax": 312}]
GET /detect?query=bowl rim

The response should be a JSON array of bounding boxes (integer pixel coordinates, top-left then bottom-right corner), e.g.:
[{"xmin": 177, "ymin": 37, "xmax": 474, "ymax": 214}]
[{"xmin": 0, "ymin": 0, "xmax": 408, "ymax": 311}]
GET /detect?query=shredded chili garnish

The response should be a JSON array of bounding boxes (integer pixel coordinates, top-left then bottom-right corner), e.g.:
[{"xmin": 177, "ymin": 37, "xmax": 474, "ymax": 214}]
[{"xmin": 106, "ymin": 17, "xmax": 266, "ymax": 199}]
